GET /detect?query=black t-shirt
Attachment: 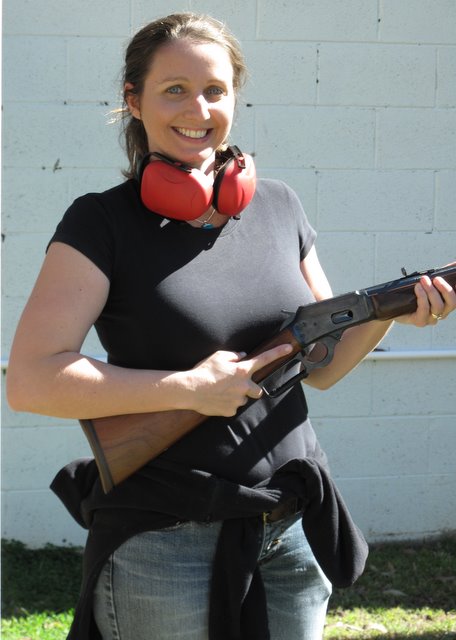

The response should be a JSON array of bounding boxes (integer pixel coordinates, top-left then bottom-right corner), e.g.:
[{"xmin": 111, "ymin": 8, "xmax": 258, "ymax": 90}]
[
  {"xmin": 50, "ymin": 178, "xmax": 327, "ymax": 485},
  {"xmin": 50, "ymin": 178, "xmax": 370, "ymax": 640}
]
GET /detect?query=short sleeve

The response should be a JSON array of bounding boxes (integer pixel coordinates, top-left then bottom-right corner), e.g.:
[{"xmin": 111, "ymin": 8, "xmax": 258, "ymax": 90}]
[
  {"xmin": 48, "ymin": 194, "xmax": 116, "ymax": 280},
  {"xmin": 281, "ymin": 182, "xmax": 317, "ymax": 261}
]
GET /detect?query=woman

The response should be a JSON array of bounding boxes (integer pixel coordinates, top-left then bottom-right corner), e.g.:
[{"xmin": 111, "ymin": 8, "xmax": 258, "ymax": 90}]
[{"xmin": 7, "ymin": 13, "xmax": 456, "ymax": 640}]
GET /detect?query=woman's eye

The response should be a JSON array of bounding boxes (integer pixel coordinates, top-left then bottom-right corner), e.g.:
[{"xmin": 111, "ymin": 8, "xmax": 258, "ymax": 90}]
[
  {"xmin": 166, "ymin": 85, "xmax": 183, "ymax": 95},
  {"xmin": 206, "ymin": 86, "xmax": 224, "ymax": 96}
]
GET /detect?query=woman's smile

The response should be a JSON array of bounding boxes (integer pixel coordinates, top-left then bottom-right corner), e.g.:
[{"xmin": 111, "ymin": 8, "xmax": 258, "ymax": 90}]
[{"xmin": 173, "ymin": 127, "xmax": 211, "ymax": 140}]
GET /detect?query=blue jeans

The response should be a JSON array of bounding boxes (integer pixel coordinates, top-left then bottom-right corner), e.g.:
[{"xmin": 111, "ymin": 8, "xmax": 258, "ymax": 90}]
[{"xmin": 93, "ymin": 513, "xmax": 332, "ymax": 640}]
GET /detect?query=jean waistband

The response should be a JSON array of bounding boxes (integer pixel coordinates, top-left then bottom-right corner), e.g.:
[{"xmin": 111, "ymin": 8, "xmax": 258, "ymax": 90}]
[{"xmin": 263, "ymin": 497, "xmax": 301, "ymax": 524}]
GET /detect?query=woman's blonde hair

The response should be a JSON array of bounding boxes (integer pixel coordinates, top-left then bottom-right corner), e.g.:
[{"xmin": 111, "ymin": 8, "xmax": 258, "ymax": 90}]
[{"xmin": 116, "ymin": 13, "xmax": 248, "ymax": 179}]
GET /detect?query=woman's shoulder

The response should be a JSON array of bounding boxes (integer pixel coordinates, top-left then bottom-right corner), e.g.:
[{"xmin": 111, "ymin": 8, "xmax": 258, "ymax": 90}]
[
  {"xmin": 50, "ymin": 180, "xmax": 142, "ymax": 278},
  {"xmin": 254, "ymin": 178, "xmax": 305, "ymax": 212},
  {"xmin": 251, "ymin": 177, "xmax": 315, "ymax": 250},
  {"xmin": 61, "ymin": 179, "xmax": 143, "ymax": 235},
  {"xmin": 52, "ymin": 179, "xmax": 139, "ymax": 243},
  {"xmin": 255, "ymin": 177, "xmax": 295, "ymax": 197},
  {"xmin": 252, "ymin": 177, "xmax": 307, "ymax": 218},
  {"xmin": 73, "ymin": 178, "xmax": 139, "ymax": 211}
]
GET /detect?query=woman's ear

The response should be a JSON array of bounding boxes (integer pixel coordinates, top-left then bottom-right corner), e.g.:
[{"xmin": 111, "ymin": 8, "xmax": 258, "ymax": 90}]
[{"xmin": 124, "ymin": 83, "xmax": 141, "ymax": 119}]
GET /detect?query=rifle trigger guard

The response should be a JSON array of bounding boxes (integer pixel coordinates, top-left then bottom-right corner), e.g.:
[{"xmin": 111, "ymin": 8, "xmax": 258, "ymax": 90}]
[
  {"xmin": 261, "ymin": 331, "xmax": 343, "ymax": 398},
  {"xmin": 262, "ymin": 367, "xmax": 310, "ymax": 398}
]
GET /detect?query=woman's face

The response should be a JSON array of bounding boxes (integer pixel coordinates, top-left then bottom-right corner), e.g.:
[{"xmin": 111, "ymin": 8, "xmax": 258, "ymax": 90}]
[{"xmin": 126, "ymin": 38, "xmax": 236, "ymax": 174}]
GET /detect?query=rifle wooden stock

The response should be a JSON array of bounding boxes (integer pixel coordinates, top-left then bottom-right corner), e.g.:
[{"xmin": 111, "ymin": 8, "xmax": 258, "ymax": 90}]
[
  {"xmin": 80, "ymin": 410, "xmax": 205, "ymax": 493},
  {"xmin": 80, "ymin": 326, "xmax": 302, "ymax": 493},
  {"xmin": 80, "ymin": 264, "xmax": 456, "ymax": 493}
]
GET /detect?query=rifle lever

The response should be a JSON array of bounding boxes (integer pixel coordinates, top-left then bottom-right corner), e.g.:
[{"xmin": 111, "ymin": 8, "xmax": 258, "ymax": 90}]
[
  {"xmin": 261, "ymin": 331, "xmax": 343, "ymax": 398},
  {"xmin": 262, "ymin": 366, "xmax": 310, "ymax": 398}
]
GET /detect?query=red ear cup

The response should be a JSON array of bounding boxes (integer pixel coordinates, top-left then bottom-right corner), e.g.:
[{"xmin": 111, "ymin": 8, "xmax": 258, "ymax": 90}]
[
  {"xmin": 213, "ymin": 151, "xmax": 256, "ymax": 216},
  {"xmin": 140, "ymin": 159, "xmax": 213, "ymax": 221},
  {"xmin": 138, "ymin": 147, "xmax": 256, "ymax": 221}
]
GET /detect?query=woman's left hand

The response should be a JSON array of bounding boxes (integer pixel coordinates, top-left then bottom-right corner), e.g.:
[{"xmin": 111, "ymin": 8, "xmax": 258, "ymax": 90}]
[{"xmin": 395, "ymin": 275, "xmax": 456, "ymax": 326}]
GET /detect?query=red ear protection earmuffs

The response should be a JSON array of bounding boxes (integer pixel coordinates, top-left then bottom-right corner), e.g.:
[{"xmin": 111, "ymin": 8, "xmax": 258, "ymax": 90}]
[{"xmin": 137, "ymin": 145, "xmax": 256, "ymax": 221}]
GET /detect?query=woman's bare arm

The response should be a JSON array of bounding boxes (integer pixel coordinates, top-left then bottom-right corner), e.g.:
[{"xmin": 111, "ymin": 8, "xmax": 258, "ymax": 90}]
[{"xmin": 7, "ymin": 243, "xmax": 292, "ymax": 419}]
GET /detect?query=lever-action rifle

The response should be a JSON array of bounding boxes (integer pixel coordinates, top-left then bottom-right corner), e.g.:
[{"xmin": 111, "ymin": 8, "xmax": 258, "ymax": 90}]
[{"xmin": 80, "ymin": 264, "xmax": 456, "ymax": 493}]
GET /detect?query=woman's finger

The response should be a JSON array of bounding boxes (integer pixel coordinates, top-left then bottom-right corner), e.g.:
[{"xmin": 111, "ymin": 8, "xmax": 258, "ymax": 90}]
[{"xmin": 246, "ymin": 343, "xmax": 293, "ymax": 374}]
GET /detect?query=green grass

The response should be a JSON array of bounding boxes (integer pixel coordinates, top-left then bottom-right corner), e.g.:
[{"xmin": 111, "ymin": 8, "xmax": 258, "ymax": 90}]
[
  {"xmin": 2, "ymin": 540, "xmax": 81, "ymax": 640},
  {"xmin": 326, "ymin": 535, "xmax": 456, "ymax": 639},
  {"xmin": 2, "ymin": 536, "xmax": 456, "ymax": 639}
]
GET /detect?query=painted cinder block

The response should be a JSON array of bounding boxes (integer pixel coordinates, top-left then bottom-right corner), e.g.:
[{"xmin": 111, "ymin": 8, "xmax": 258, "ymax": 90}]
[
  {"xmin": 372, "ymin": 359, "xmax": 456, "ymax": 417},
  {"xmin": 337, "ymin": 474, "xmax": 456, "ymax": 541},
  {"xmin": 318, "ymin": 44, "xmax": 435, "ymax": 107},
  {"xmin": 435, "ymin": 170, "xmax": 456, "ymax": 230},
  {"xmin": 379, "ymin": 0, "xmax": 456, "ymax": 44},
  {"xmin": 2, "ymin": 233, "xmax": 50, "ymax": 299},
  {"xmin": 256, "ymin": 106, "xmax": 375, "ymax": 169},
  {"xmin": 376, "ymin": 231, "xmax": 456, "ymax": 277},
  {"xmin": 67, "ymin": 36, "xmax": 125, "ymax": 103},
  {"xmin": 257, "ymin": 0, "xmax": 378, "ymax": 41},
  {"xmin": 3, "ymin": 103, "xmax": 124, "ymax": 169},
  {"xmin": 2, "ymin": 426, "xmax": 91, "ymax": 491},
  {"xmin": 305, "ymin": 363, "xmax": 373, "ymax": 420},
  {"xmin": 1, "ymin": 489, "xmax": 88, "ymax": 548},
  {"xmin": 243, "ymin": 42, "xmax": 316, "ymax": 105},
  {"xmin": 377, "ymin": 108, "xmax": 456, "ymax": 169},
  {"xmin": 2, "ymin": 168, "xmax": 69, "ymax": 234},
  {"xmin": 379, "ymin": 322, "xmax": 434, "ymax": 352},
  {"xmin": 317, "ymin": 170, "xmax": 434, "ymax": 232},
  {"xmin": 132, "ymin": 0, "xmax": 258, "ymax": 41},
  {"xmin": 315, "ymin": 231, "xmax": 376, "ymax": 293},
  {"xmin": 313, "ymin": 416, "xmax": 431, "ymax": 478},
  {"xmin": 229, "ymin": 103, "xmax": 256, "ymax": 155},
  {"xmin": 429, "ymin": 418, "xmax": 456, "ymax": 475},
  {"xmin": 437, "ymin": 47, "xmax": 456, "ymax": 107},
  {"xmin": 3, "ymin": 0, "xmax": 130, "ymax": 36},
  {"xmin": 3, "ymin": 35, "xmax": 67, "ymax": 102}
]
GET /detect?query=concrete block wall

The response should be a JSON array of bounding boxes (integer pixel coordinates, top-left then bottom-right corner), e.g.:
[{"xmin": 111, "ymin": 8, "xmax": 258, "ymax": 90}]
[{"xmin": 2, "ymin": 0, "xmax": 455, "ymax": 547}]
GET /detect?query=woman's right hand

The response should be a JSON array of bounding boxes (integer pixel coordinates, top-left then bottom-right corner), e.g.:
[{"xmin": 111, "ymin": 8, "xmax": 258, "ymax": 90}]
[{"xmin": 184, "ymin": 344, "xmax": 293, "ymax": 417}]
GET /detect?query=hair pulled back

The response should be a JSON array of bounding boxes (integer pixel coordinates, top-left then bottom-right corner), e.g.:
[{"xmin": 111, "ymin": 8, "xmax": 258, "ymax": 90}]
[{"xmin": 118, "ymin": 13, "xmax": 248, "ymax": 179}]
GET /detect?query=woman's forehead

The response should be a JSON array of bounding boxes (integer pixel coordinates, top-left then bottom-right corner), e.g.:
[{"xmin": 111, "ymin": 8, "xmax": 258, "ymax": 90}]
[{"xmin": 147, "ymin": 38, "xmax": 234, "ymax": 83}]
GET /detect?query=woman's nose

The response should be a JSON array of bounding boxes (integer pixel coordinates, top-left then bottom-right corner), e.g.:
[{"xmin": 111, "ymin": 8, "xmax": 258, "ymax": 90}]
[{"xmin": 185, "ymin": 94, "xmax": 210, "ymax": 120}]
